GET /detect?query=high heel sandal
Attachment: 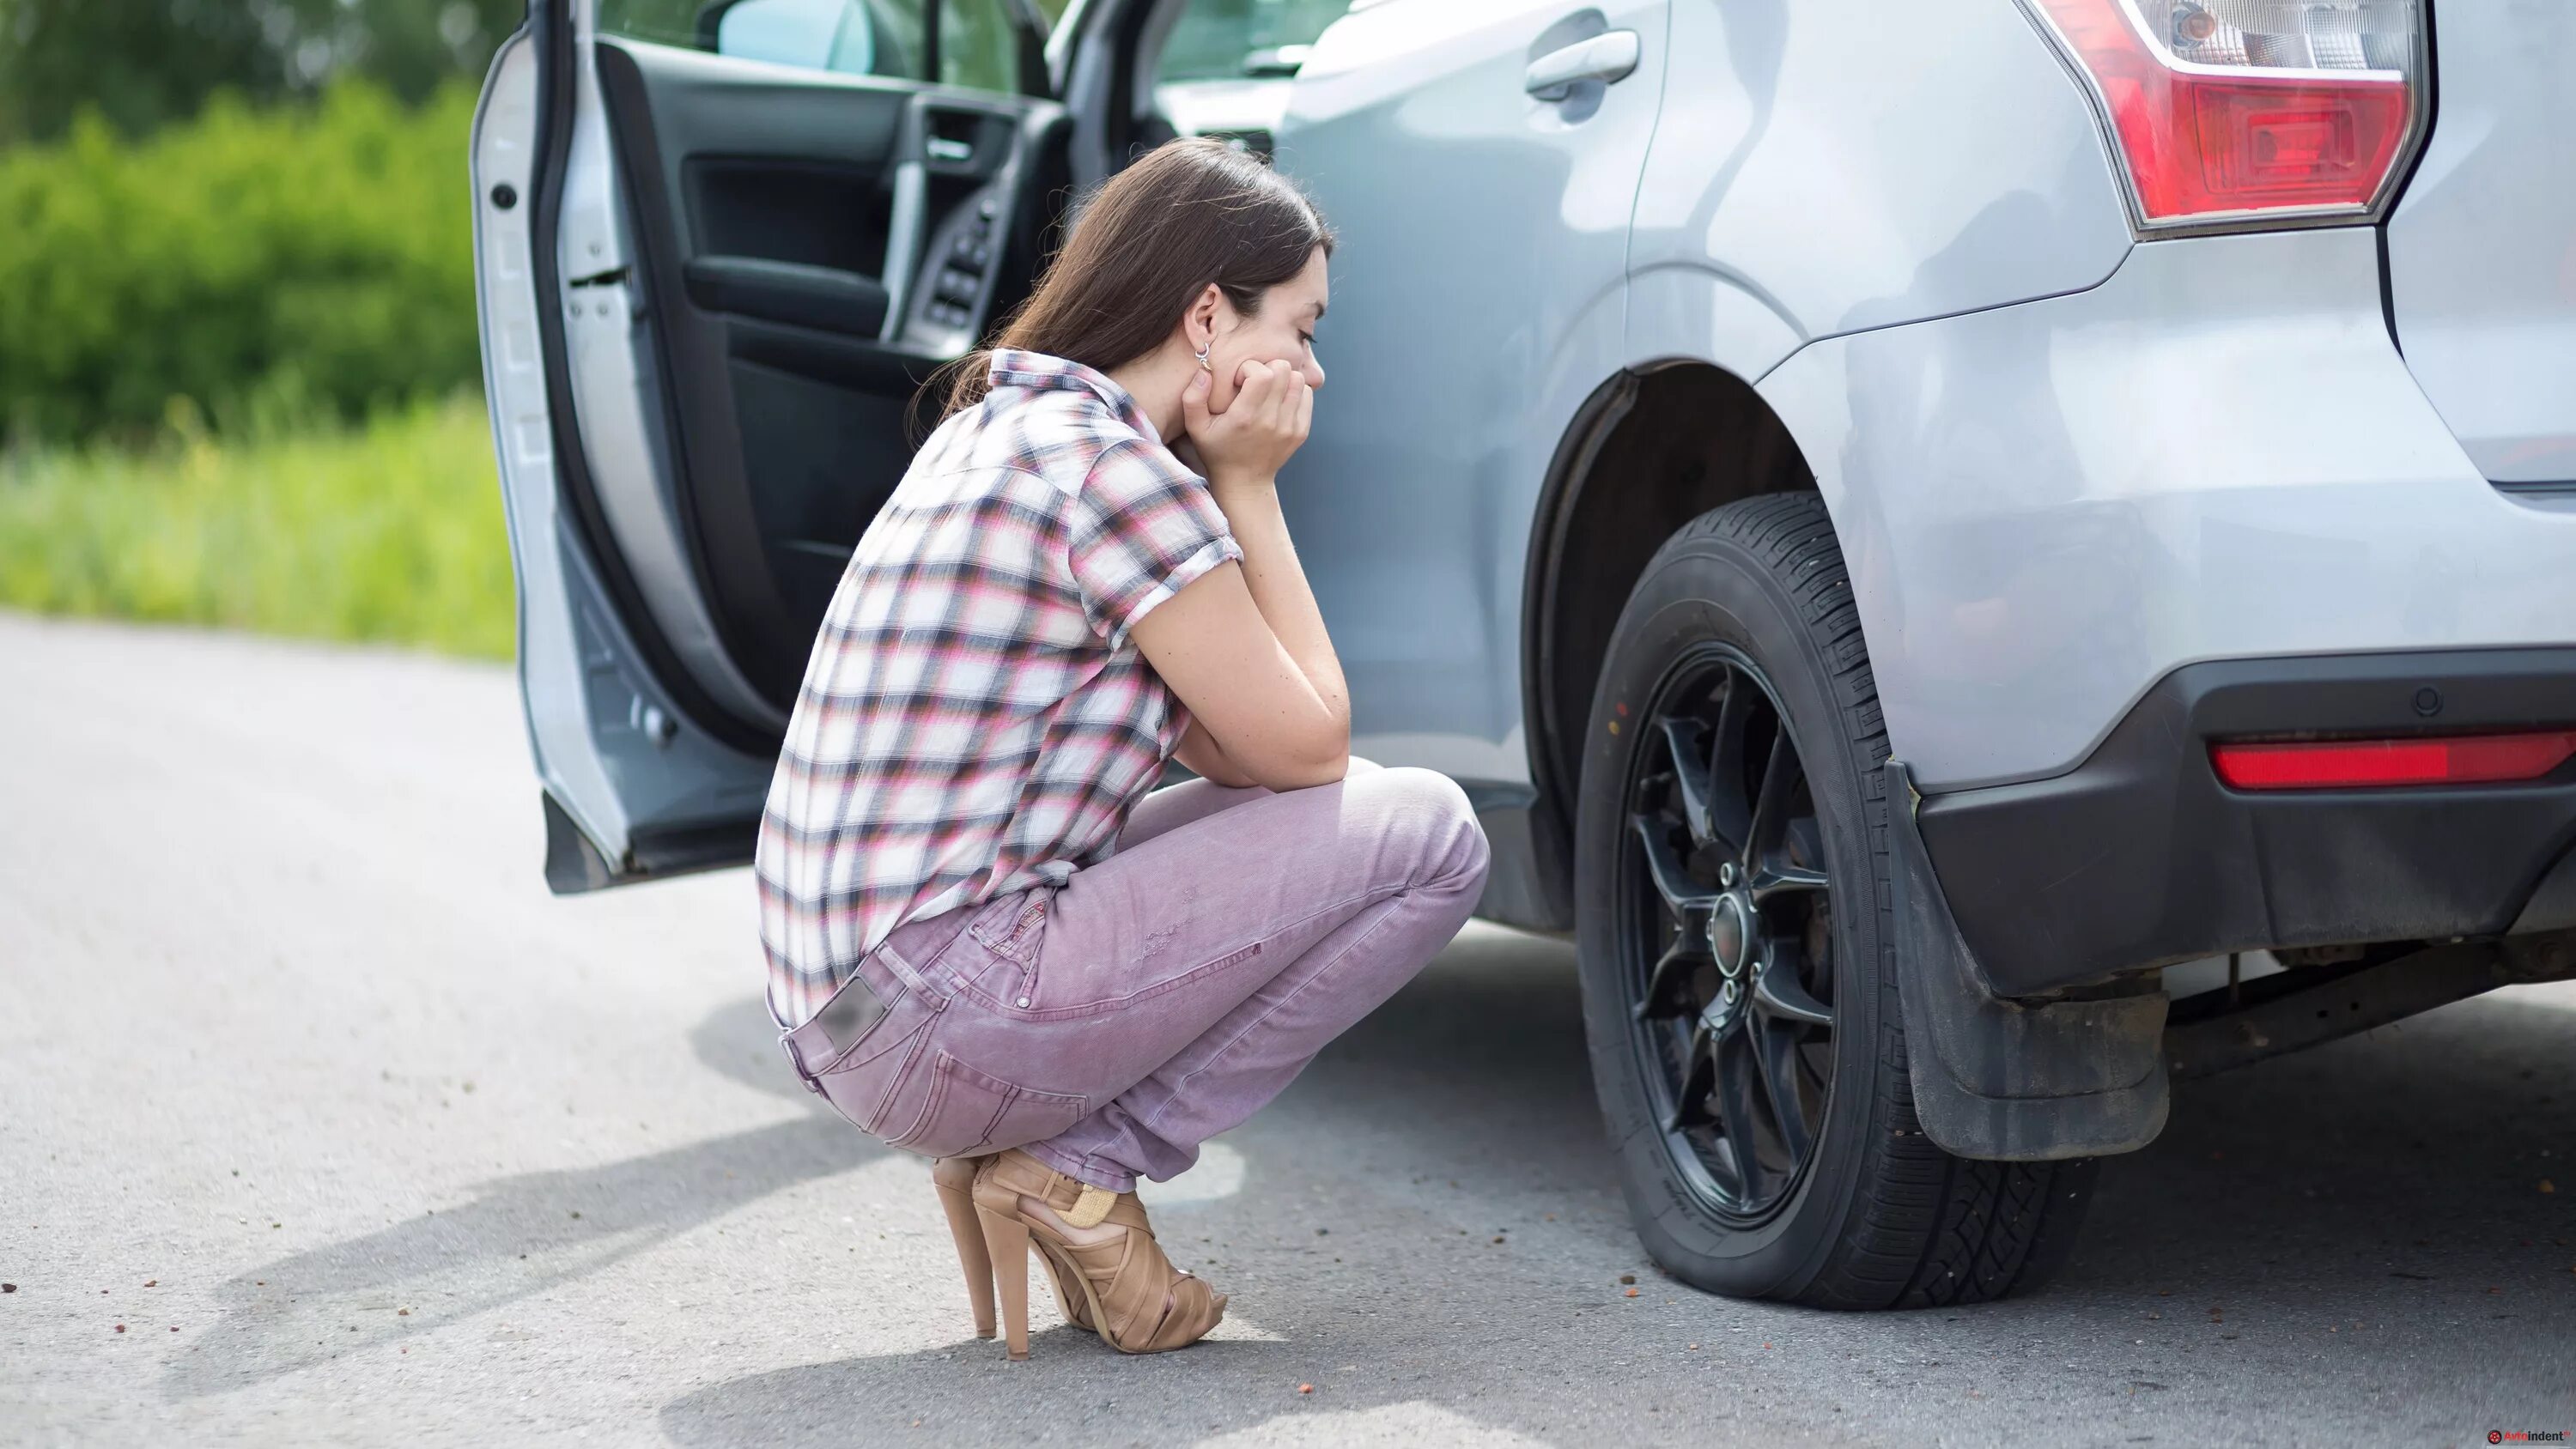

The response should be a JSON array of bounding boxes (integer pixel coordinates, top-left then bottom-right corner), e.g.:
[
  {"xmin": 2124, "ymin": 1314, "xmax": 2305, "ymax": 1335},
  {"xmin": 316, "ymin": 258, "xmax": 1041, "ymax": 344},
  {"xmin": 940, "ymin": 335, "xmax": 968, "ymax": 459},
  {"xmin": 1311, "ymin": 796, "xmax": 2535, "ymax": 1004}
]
[
  {"xmin": 929, "ymin": 1156, "xmax": 998, "ymax": 1339},
  {"xmin": 933, "ymin": 1155, "xmax": 1092, "ymax": 1337},
  {"xmin": 966, "ymin": 1149, "xmax": 1226, "ymax": 1360}
]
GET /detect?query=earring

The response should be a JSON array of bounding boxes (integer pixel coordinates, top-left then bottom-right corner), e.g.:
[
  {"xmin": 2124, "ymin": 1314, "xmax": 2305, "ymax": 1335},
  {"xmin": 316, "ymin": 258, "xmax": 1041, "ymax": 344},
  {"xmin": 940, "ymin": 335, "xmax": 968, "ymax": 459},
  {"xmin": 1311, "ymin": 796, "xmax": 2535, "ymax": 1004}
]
[{"xmin": 1193, "ymin": 342, "xmax": 1212, "ymax": 371}]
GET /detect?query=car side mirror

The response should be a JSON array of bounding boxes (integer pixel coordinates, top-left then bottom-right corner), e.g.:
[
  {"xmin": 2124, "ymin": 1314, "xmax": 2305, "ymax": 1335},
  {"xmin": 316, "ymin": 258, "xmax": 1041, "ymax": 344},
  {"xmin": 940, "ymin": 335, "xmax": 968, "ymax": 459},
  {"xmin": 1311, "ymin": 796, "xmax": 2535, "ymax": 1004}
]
[{"xmin": 713, "ymin": 0, "xmax": 881, "ymax": 76}]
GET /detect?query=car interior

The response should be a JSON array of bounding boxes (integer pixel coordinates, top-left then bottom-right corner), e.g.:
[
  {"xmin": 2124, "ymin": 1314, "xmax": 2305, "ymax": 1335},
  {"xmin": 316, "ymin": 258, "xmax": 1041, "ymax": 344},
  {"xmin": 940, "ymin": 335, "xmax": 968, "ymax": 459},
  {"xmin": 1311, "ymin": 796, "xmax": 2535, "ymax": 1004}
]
[{"xmin": 581, "ymin": 0, "xmax": 1334, "ymax": 722}]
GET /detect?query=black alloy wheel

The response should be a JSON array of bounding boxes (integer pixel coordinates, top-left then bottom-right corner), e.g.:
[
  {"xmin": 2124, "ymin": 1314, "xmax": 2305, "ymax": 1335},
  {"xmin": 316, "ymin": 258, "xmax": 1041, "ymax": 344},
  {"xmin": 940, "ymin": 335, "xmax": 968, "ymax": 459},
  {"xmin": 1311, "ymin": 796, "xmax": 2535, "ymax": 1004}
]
[
  {"xmin": 1574, "ymin": 493, "xmax": 2100, "ymax": 1308},
  {"xmin": 1622, "ymin": 647, "xmax": 1837, "ymax": 1222}
]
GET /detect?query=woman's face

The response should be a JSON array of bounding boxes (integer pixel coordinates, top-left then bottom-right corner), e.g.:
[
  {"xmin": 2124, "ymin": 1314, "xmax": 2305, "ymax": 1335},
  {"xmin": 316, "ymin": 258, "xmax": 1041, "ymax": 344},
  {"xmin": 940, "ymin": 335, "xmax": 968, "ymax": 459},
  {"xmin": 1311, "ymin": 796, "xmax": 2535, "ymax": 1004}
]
[{"xmin": 1206, "ymin": 246, "xmax": 1329, "ymax": 413}]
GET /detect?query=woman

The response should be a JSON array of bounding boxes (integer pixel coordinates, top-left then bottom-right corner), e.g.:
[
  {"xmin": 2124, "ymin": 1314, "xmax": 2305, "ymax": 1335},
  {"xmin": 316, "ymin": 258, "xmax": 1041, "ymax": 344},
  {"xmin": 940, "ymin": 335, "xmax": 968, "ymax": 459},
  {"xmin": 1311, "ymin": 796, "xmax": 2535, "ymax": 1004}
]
[{"xmin": 754, "ymin": 139, "xmax": 1492, "ymax": 1360}]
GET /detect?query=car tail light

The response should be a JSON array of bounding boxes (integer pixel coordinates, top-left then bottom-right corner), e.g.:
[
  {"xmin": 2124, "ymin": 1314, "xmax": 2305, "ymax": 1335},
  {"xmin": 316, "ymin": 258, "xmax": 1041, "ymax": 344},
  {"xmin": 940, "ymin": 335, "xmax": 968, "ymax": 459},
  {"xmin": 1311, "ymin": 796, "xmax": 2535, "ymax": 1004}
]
[
  {"xmin": 2023, "ymin": 0, "xmax": 2426, "ymax": 230},
  {"xmin": 2210, "ymin": 730, "xmax": 2576, "ymax": 791}
]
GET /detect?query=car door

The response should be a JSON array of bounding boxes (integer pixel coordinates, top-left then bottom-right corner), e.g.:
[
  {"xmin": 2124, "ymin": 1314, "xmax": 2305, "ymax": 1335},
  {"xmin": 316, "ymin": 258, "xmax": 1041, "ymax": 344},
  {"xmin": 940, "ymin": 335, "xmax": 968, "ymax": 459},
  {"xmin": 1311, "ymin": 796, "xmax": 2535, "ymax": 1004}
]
[
  {"xmin": 1267, "ymin": 0, "xmax": 1668, "ymax": 794},
  {"xmin": 471, "ymin": 0, "xmax": 1083, "ymax": 891}
]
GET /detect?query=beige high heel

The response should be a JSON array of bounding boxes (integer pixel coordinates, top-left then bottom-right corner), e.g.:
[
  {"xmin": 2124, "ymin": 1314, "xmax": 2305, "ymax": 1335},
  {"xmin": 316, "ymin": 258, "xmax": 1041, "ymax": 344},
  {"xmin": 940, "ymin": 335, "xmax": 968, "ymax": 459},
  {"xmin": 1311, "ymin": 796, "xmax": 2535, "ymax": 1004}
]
[
  {"xmin": 930, "ymin": 1156, "xmax": 996, "ymax": 1339},
  {"xmin": 934, "ymin": 1155, "xmax": 1091, "ymax": 1342},
  {"xmin": 969, "ymin": 1149, "xmax": 1226, "ymax": 1359}
]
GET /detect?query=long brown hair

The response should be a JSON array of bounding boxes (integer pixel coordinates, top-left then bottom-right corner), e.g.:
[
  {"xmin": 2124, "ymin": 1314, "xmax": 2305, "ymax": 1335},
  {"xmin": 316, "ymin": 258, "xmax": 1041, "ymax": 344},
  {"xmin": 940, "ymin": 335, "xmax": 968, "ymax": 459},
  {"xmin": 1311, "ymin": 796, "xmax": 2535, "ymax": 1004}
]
[{"xmin": 941, "ymin": 139, "xmax": 1334, "ymax": 416}]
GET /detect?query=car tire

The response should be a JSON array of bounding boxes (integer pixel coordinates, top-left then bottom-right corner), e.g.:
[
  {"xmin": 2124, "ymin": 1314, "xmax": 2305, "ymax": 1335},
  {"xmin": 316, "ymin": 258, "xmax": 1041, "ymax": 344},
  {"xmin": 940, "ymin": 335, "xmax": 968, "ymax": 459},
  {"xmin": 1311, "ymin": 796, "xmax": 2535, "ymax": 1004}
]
[{"xmin": 1573, "ymin": 493, "xmax": 2097, "ymax": 1308}]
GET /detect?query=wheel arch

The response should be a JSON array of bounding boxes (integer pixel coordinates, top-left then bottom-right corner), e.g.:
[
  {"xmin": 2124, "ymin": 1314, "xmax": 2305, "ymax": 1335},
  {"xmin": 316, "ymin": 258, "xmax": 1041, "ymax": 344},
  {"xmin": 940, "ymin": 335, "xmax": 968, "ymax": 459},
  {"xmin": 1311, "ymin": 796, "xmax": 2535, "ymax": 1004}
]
[{"xmin": 1517, "ymin": 359, "xmax": 1824, "ymax": 926}]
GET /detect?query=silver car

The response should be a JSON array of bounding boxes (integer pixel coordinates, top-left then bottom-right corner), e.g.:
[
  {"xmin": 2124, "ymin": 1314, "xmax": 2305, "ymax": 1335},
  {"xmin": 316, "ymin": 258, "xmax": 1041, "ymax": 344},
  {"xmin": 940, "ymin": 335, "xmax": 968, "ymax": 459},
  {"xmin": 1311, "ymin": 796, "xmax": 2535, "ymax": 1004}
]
[{"xmin": 471, "ymin": 0, "xmax": 2576, "ymax": 1307}]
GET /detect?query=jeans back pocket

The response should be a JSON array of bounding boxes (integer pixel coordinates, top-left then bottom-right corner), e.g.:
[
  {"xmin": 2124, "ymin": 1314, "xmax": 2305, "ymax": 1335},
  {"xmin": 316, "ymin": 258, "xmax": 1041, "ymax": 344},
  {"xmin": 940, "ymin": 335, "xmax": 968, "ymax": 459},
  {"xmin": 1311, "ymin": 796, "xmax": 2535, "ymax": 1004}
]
[
  {"xmin": 808, "ymin": 989, "xmax": 937, "ymax": 1137},
  {"xmin": 883, "ymin": 1050, "xmax": 1089, "ymax": 1160}
]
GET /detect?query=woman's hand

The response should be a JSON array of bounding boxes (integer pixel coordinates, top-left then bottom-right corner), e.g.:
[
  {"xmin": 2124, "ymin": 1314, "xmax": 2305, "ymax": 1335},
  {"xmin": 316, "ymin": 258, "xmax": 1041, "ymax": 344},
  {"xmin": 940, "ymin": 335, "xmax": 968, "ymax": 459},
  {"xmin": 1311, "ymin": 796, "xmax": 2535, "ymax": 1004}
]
[{"xmin": 1181, "ymin": 359, "xmax": 1314, "ymax": 488}]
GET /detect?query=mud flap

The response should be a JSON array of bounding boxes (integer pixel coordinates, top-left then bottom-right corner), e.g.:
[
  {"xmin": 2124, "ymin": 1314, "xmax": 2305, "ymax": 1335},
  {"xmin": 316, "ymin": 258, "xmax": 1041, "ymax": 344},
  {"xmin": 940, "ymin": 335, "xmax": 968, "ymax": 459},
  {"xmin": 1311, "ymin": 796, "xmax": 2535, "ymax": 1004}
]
[{"xmin": 1885, "ymin": 760, "xmax": 2170, "ymax": 1161}]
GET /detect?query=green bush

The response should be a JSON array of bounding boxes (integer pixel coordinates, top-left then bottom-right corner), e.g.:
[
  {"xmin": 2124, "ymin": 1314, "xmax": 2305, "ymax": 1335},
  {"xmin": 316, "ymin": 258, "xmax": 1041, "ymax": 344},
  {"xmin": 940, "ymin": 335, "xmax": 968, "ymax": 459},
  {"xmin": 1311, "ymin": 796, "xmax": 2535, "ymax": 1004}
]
[
  {"xmin": 0, "ymin": 80, "xmax": 480, "ymax": 445},
  {"xmin": 0, "ymin": 395, "xmax": 513, "ymax": 658}
]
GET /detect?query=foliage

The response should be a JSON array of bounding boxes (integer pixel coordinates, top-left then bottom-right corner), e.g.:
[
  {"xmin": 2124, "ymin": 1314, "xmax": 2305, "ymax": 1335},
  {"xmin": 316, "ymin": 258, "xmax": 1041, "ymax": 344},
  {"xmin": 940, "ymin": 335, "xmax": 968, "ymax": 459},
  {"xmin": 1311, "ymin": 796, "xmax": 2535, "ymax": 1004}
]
[
  {"xmin": 0, "ymin": 79, "xmax": 480, "ymax": 446},
  {"xmin": 0, "ymin": 0, "xmax": 526, "ymax": 144},
  {"xmin": 0, "ymin": 395, "xmax": 513, "ymax": 658}
]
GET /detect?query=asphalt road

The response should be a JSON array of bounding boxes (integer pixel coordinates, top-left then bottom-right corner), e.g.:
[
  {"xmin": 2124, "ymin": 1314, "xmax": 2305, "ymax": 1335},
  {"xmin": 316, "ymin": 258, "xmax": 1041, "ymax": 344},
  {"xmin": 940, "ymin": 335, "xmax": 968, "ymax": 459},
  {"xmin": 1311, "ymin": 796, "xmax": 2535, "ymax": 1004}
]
[{"xmin": 4, "ymin": 612, "xmax": 2573, "ymax": 1448}]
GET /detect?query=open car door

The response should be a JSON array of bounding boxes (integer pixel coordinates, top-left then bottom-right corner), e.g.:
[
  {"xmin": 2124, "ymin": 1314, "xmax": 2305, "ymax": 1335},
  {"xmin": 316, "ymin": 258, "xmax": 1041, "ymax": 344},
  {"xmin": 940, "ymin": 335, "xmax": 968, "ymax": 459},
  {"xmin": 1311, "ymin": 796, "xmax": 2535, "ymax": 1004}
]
[{"xmin": 469, "ymin": 0, "xmax": 1093, "ymax": 892}]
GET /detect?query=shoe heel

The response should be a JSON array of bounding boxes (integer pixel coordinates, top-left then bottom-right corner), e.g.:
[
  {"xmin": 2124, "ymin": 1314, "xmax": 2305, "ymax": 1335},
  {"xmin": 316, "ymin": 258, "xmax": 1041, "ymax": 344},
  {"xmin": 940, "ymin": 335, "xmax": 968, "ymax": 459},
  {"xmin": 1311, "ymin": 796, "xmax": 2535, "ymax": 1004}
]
[
  {"xmin": 975, "ymin": 1205, "xmax": 1033, "ymax": 1361},
  {"xmin": 933, "ymin": 1159, "xmax": 996, "ymax": 1339}
]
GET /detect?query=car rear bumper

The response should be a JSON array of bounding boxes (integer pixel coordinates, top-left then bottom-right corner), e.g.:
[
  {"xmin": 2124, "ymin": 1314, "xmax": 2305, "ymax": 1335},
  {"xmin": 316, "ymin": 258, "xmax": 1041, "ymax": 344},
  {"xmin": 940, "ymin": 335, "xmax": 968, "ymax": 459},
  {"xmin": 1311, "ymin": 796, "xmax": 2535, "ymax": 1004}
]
[
  {"xmin": 1914, "ymin": 648, "xmax": 2576, "ymax": 997},
  {"xmin": 1758, "ymin": 224, "xmax": 2576, "ymax": 796}
]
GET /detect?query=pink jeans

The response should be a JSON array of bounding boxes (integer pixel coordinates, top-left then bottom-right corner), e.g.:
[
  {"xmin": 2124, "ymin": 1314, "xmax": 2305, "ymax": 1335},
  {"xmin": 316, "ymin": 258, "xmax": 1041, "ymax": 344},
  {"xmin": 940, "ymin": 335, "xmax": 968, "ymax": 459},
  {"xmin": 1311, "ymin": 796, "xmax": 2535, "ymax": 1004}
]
[{"xmin": 781, "ymin": 759, "xmax": 1492, "ymax": 1191}]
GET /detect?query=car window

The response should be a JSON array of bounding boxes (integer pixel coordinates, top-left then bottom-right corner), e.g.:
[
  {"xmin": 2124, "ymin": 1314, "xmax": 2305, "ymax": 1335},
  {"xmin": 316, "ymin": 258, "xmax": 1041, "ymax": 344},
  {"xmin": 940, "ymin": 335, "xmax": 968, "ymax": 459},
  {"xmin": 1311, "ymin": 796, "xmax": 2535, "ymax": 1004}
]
[
  {"xmin": 600, "ymin": 0, "xmax": 1071, "ymax": 94},
  {"xmin": 1155, "ymin": 0, "xmax": 1353, "ymax": 84}
]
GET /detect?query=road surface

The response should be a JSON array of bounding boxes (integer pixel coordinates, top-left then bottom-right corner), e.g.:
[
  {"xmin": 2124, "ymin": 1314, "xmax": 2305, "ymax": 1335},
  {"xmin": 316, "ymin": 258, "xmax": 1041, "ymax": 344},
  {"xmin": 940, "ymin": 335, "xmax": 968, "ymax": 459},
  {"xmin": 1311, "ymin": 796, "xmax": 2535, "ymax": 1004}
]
[{"xmin": 3, "ymin": 613, "xmax": 2571, "ymax": 1446}]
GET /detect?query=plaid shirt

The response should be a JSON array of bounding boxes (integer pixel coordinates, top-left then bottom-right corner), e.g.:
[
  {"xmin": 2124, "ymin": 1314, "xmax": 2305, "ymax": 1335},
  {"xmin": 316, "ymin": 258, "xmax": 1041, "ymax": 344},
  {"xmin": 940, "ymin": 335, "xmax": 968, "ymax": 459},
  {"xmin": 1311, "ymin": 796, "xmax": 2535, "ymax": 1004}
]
[{"xmin": 756, "ymin": 349, "xmax": 1243, "ymax": 1028}]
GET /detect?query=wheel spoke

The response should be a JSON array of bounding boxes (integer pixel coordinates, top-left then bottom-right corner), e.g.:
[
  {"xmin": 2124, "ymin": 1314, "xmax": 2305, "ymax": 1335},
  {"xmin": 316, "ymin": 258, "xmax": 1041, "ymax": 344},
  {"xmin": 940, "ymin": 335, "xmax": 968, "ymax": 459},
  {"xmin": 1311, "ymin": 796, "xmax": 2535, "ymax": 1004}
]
[
  {"xmin": 1706, "ymin": 673, "xmax": 1756, "ymax": 853},
  {"xmin": 1750, "ymin": 954, "xmax": 1832, "ymax": 1026},
  {"xmin": 1747, "ymin": 1018, "xmax": 1815, "ymax": 1163},
  {"xmin": 1748, "ymin": 856, "xmax": 1829, "ymax": 902},
  {"xmin": 1743, "ymin": 715, "xmax": 1803, "ymax": 863},
  {"xmin": 1752, "ymin": 815, "xmax": 1828, "ymax": 899},
  {"xmin": 1634, "ymin": 933, "xmax": 1708, "ymax": 1022},
  {"xmin": 1785, "ymin": 817, "xmax": 1827, "ymax": 873},
  {"xmin": 1659, "ymin": 718, "xmax": 1718, "ymax": 848},
  {"xmin": 1711, "ymin": 1029, "xmax": 1769, "ymax": 1199},
  {"xmin": 1664, "ymin": 1022, "xmax": 1717, "ymax": 1134},
  {"xmin": 1630, "ymin": 813, "xmax": 1720, "ymax": 920}
]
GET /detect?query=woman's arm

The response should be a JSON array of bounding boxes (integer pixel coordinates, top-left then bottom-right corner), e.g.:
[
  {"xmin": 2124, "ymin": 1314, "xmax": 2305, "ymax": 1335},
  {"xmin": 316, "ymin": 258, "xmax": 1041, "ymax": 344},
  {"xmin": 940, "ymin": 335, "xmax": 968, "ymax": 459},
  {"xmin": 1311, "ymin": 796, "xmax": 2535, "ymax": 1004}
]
[
  {"xmin": 1203, "ymin": 470, "xmax": 1348, "ymax": 738},
  {"xmin": 1130, "ymin": 361, "xmax": 1350, "ymax": 791},
  {"xmin": 1132, "ymin": 559, "xmax": 1347, "ymax": 789},
  {"xmin": 1190, "ymin": 360, "xmax": 1346, "ymax": 725},
  {"xmin": 1172, "ymin": 716, "xmax": 1260, "ymax": 788}
]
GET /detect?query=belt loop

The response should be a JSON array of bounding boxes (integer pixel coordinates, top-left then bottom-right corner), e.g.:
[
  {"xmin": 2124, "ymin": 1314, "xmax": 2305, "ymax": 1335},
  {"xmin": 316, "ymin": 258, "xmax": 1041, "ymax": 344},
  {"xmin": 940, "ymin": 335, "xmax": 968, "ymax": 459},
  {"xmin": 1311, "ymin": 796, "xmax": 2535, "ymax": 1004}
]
[
  {"xmin": 872, "ymin": 935, "xmax": 942, "ymax": 1000},
  {"xmin": 778, "ymin": 1026, "xmax": 827, "ymax": 1094}
]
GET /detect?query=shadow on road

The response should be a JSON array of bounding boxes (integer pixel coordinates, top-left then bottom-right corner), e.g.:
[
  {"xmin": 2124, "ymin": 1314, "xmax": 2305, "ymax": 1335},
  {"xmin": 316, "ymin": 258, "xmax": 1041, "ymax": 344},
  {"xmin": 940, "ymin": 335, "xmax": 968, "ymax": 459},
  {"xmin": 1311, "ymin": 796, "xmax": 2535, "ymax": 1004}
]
[
  {"xmin": 163, "ymin": 921, "xmax": 2573, "ymax": 1438},
  {"xmin": 2079, "ymin": 984, "xmax": 2576, "ymax": 1302},
  {"xmin": 659, "ymin": 930, "xmax": 1674, "ymax": 1447},
  {"xmin": 163, "ymin": 1001, "xmax": 875, "ymax": 1401},
  {"xmin": 657, "ymin": 935, "xmax": 2576, "ymax": 1446}
]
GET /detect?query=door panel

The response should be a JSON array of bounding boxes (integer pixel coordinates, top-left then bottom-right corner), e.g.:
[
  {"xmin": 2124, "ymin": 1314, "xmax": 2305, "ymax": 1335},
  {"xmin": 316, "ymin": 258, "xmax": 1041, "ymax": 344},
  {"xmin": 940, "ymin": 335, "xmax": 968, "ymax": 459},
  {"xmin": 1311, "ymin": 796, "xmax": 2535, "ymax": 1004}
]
[
  {"xmin": 595, "ymin": 39, "xmax": 1066, "ymax": 709},
  {"xmin": 474, "ymin": 22, "xmax": 785, "ymax": 894},
  {"xmin": 474, "ymin": 0, "xmax": 1067, "ymax": 890},
  {"xmin": 593, "ymin": 39, "xmax": 908, "ymax": 708},
  {"xmin": 1271, "ymin": 0, "xmax": 1668, "ymax": 788}
]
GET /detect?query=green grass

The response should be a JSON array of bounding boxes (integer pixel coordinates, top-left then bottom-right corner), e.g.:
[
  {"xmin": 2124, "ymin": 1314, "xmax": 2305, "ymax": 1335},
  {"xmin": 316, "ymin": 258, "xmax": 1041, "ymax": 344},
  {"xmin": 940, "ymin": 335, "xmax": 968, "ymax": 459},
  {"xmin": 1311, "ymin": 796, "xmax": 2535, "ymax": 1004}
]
[{"xmin": 0, "ymin": 395, "xmax": 513, "ymax": 658}]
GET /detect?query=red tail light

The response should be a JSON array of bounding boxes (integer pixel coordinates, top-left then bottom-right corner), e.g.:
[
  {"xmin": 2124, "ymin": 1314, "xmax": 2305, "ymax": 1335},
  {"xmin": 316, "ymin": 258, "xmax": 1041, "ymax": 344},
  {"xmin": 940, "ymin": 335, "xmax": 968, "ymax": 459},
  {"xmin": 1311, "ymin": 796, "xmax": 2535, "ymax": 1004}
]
[
  {"xmin": 2210, "ymin": 731, "xmax": 2576, "ymax": 791},
  {"xmin": 2026, "ymin": 0, "xmax": 2425, "ymax": 229}
]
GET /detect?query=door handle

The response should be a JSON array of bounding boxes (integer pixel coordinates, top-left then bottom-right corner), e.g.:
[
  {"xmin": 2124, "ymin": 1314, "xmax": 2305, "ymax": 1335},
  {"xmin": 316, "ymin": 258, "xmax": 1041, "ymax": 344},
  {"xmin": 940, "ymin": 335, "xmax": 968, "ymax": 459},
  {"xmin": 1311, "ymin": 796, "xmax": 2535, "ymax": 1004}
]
[{"xmin": 1524, "ymin": 29, "xmax": 1640, "ymax": 100}]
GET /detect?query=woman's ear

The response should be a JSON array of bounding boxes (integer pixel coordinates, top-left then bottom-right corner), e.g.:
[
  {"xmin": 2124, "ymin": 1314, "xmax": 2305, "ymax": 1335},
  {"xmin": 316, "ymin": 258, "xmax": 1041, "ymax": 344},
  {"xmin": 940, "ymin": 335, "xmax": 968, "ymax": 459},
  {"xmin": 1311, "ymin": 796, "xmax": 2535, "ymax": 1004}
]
[{"xmin": 1184, "ymin": 282, "xmax": 1226, "ymax": 355}]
